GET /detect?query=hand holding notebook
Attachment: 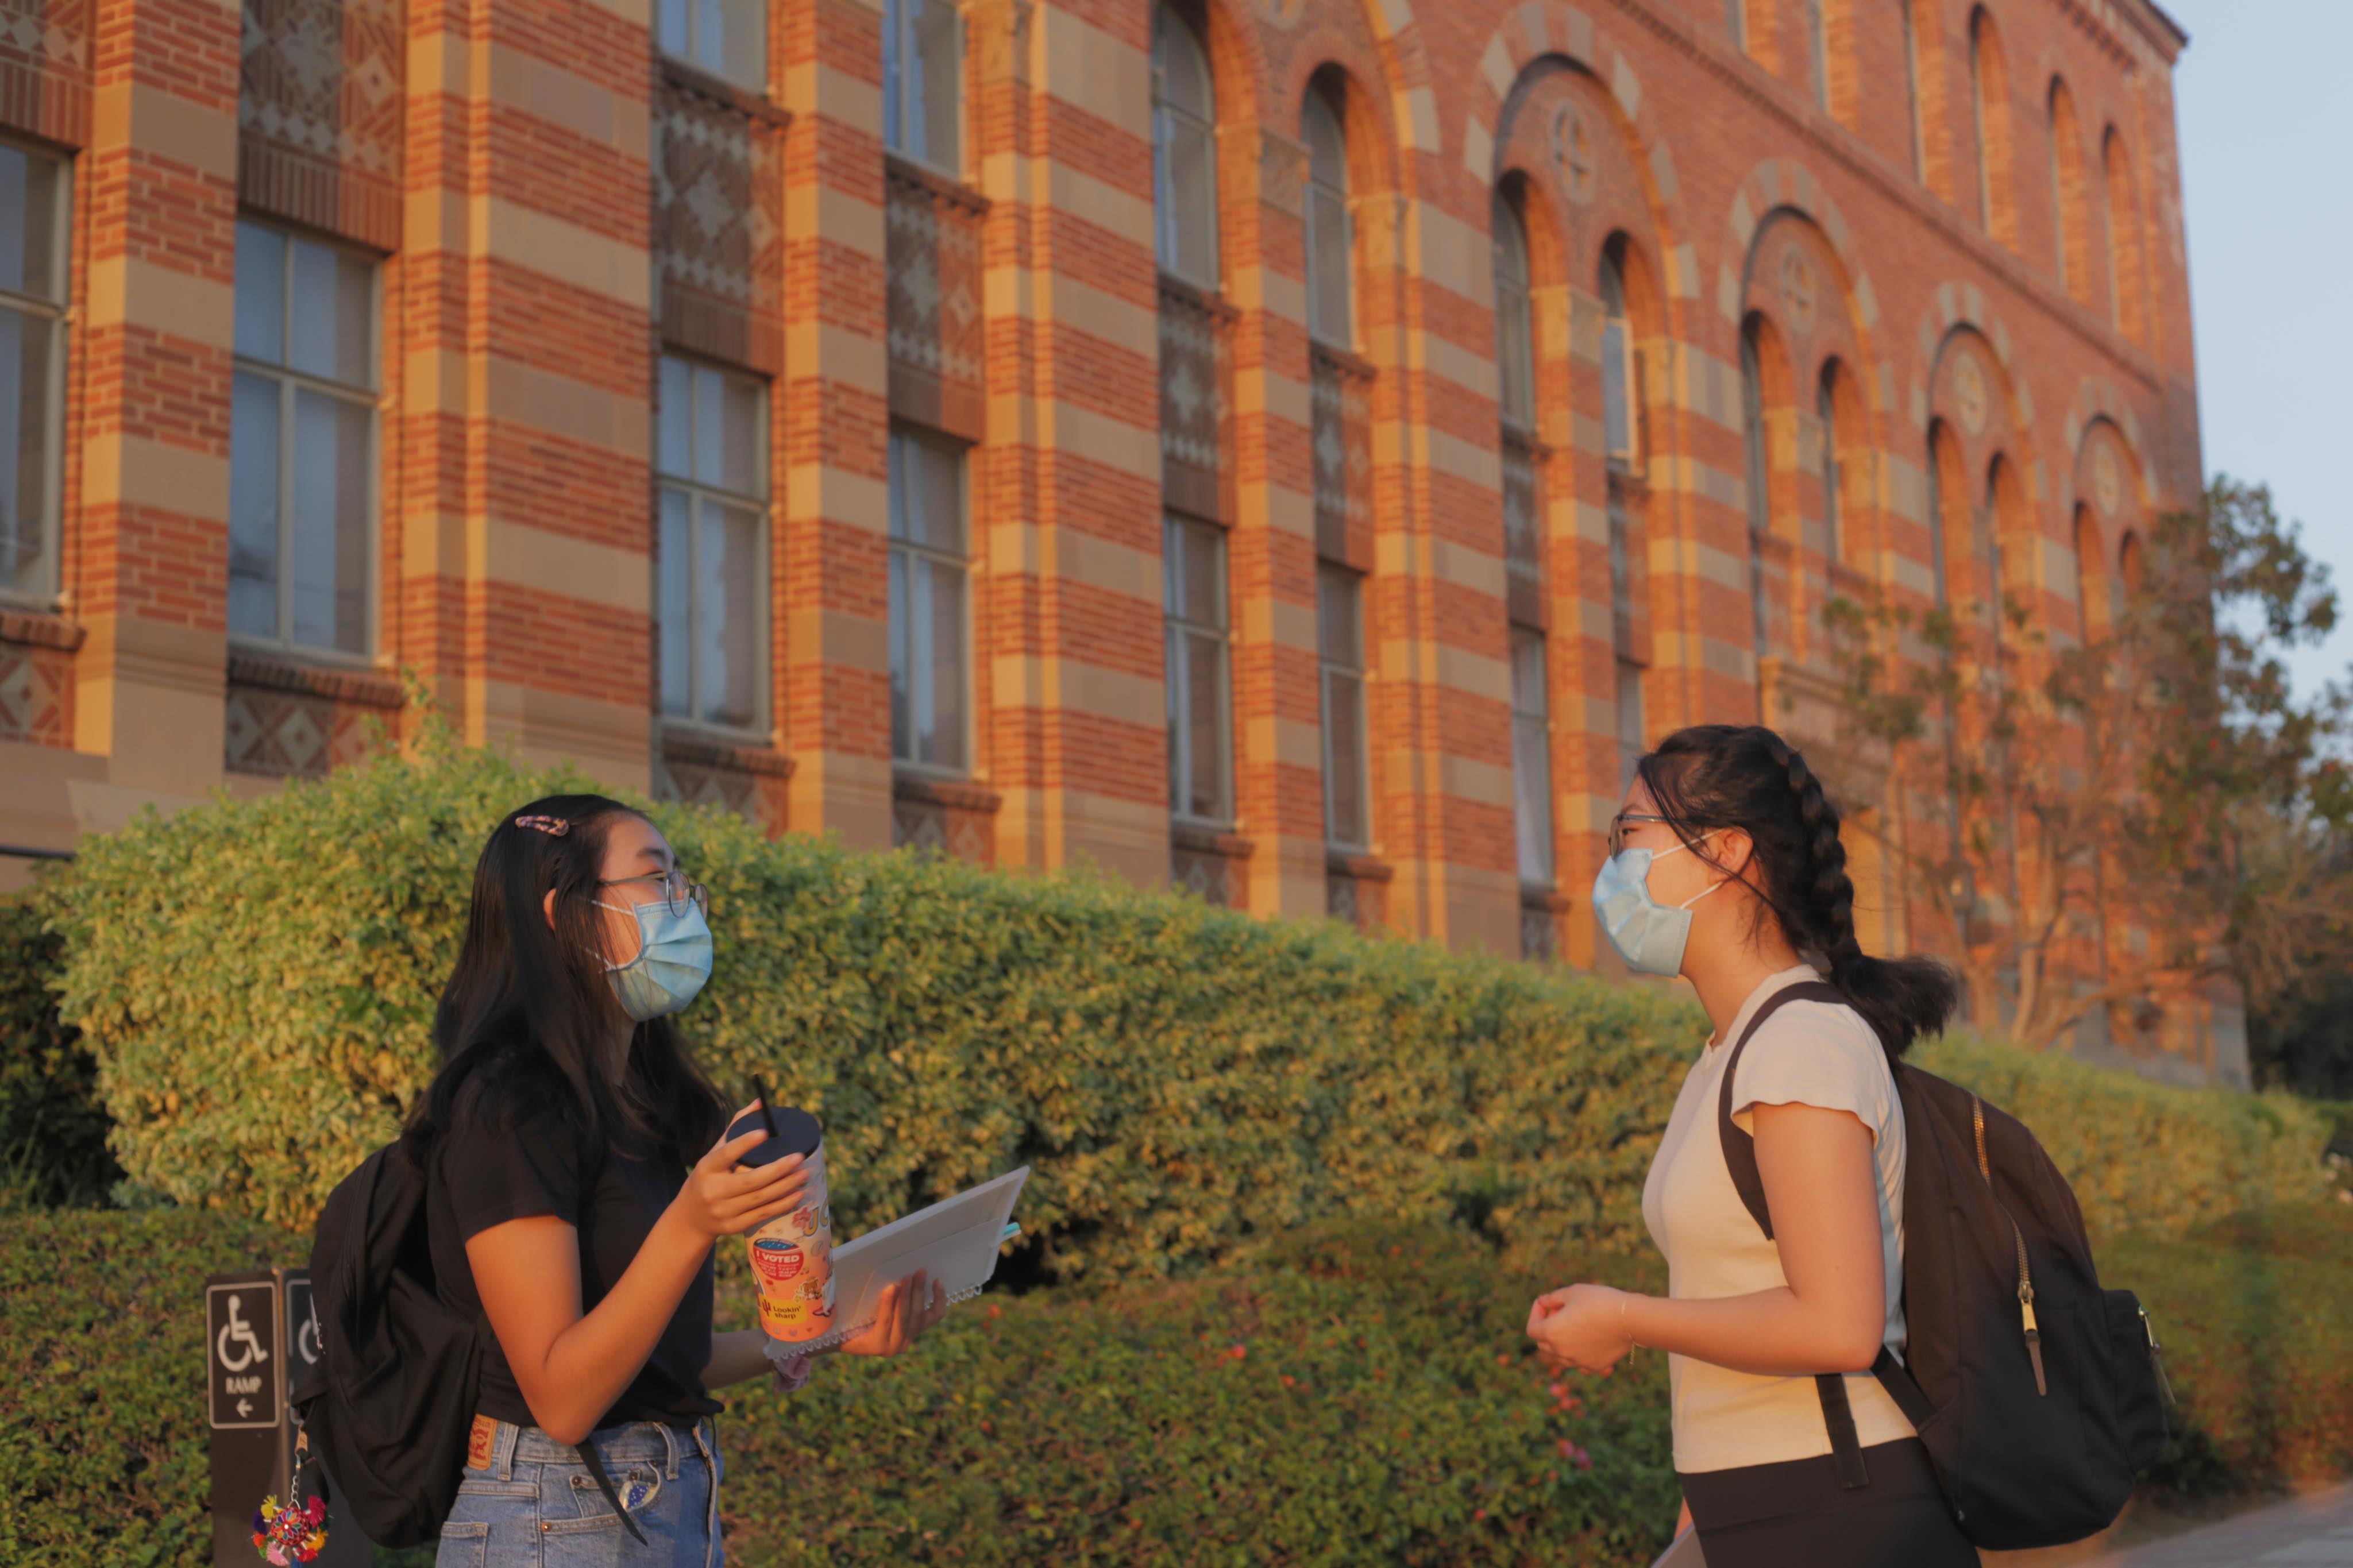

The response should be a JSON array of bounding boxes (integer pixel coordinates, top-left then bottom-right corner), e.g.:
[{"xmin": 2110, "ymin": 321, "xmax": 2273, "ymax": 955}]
[{"xmin": 767, "ymin": 1166, "xmax": 1029, "ymax": 1358}]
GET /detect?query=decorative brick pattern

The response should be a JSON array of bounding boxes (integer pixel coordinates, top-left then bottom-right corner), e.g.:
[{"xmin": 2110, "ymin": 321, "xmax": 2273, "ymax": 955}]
[
  {"xmin": 0, "ymin": 0, "xmax": 87, "ymax": 142},
  {"xmin": 657, "ymin": 76, "xmax": 785, "ymax": 373},
  {"xmin": 0, "ymin": 640, "xmax": 72, "ymax": 746},
  {"xmin": 890, "ymin": 774, "xmax": 998, "ymax": 865},
  {"xmin": 1159, "ymin": 277, "xmax": 1233, "ymax": 525},
  {"xmin": 654, "ymin": 731, "xmax": 794, "ymax": 831},
  {"xmin": 1310, "ymin": 345, "xmax": 1375, "ymax": 570},
  {"xmin": 884, "ymin": 160, "xmax": 985, "ymax": 440},
  {"xmin": 237, "ymin": 0, "xmax": 403, "ymax": 248}
]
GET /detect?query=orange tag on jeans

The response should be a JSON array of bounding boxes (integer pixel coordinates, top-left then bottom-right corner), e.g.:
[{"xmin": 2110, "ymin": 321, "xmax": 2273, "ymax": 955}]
[{"xmin": 467, "ymin": 1414, "xmax": 496, "ymax": 1473}]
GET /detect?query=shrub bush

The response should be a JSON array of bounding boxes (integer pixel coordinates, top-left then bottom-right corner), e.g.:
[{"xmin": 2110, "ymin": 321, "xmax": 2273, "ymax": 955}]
[
  {"xmin": 1914, "ymin": 1034, "xmax": 2337, "ymax": 1239},
  {"xmin": 37, "ymin": 731, "xmax": 1695, "ymax": 1276},
  {"xmin": 0, "ymin": 1206, "xmax": 286, "ymax": 1566},
  {"xmin": 33, "ymin": 732, "xmax": 2334, "ymax": 1280},
  {"xmin": 0, "ymin": 893, "xmax": 119, "ymax": 1209},
  {"xmin": 8, "ymin": 1205, "xmax": 2347, "ymax": 1568}
]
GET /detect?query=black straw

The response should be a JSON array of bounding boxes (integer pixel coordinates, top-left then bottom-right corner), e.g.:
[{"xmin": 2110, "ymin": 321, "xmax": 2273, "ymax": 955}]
[{"xmin": 749, "ymin": 1074, "xmax": 780, "ymax": 1139}]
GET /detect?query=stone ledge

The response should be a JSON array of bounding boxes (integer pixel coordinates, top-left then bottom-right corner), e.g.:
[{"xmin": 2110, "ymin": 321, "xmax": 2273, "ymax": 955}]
[
  {"xmin": 661, "ymin": 727, "xmax": 796, "ymax": 778},
  {"xmin": 0, "ymin": 608, "xmax": 85, "ymax": 653},
  {"xmin": 893, "ymin": 770, "xmax": 1001, "ymax": 813},
  {"xmin": 226, "ymin": 648, "xmax": 403, "ymax": 709}
]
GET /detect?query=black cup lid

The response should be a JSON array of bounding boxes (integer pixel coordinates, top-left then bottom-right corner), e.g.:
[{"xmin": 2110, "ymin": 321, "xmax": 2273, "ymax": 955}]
[{"xmin": 726, "ymin": 1105, "xmax": 821, "ymax": 1167}]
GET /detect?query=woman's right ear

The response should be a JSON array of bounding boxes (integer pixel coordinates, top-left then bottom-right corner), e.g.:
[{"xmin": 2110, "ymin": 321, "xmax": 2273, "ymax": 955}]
[{"xmin": 543, "ymin": 887, "xmax": 558, "ymax": 932}]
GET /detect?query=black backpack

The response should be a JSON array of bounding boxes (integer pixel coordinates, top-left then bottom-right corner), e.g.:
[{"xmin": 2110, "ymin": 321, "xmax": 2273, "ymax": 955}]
[
  {"xmin": 1717, "ymin": 982, "xmax": 2175, "ymax": 1550},
  {"xmin": 288, "ymin": 1140, "xmax": 647, "ymax": 1547}
]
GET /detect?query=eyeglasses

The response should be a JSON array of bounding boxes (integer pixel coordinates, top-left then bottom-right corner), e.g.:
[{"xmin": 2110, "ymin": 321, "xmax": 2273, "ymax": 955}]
[
  {"xmin": 600, "ymin": 869, "xmax": 709, "ymax": 918},
  {"xmin": 1607, "ymin": 812, "xmax": 1675, "ymax": 858}
]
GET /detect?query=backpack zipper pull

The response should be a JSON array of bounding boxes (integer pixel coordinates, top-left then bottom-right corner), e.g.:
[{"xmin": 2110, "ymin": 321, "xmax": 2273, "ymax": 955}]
[
  {"xmin": 2140, "ymin": 1305, "xmax": 2178, "ymax": 1408},
  {"xmin": 2020, "ymin": 1284, "xmax": 2047, "ymax": 1396}
]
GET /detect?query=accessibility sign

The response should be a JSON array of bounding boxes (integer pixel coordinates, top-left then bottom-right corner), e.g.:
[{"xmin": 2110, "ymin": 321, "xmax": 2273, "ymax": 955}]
[{"xmin": 206, "ymin": 1278, "xmax": 282, "ymax": 1430}]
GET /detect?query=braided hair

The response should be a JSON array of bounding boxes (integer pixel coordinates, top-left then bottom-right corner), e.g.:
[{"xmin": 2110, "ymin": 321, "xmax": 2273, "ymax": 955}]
[{"xmin": 1634, "ymin": 724, "xmax": 1958, "ymax": 1061}]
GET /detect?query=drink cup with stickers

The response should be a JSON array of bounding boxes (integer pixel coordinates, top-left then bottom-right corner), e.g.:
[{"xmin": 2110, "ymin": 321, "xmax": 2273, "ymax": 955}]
[{"xmin": 730, "ymin": 1102, "xmax": 834, "ymax": 1345}]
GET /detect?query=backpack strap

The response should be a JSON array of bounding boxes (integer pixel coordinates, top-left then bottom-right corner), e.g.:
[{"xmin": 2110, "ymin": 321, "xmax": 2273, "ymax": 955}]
[
  {"xmin": 576, "ymin": 1438, "xmax": 649, "ymax": 1545},
  {"xmin": 1714, "ymin": 978, "xmax": 1876, "ymax": 1490}
]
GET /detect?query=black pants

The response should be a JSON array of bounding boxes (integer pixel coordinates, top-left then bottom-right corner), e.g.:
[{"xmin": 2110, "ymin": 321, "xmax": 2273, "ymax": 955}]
[{"xmin": 1679, "ymin": 1438, "xmax": 1976, "ymax": 1568}]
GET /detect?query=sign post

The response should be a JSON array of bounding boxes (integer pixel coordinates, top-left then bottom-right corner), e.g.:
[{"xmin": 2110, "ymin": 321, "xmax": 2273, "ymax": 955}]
[{"xmin": 207, "ymin": 1268, "xmax": 370, "ymax": 1566}]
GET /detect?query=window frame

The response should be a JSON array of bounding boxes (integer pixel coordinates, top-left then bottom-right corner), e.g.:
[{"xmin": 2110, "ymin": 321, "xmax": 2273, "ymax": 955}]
[
  {"xmin": 882, "ymin": 0, "xmax": 964, "ymax": 177},
  {"xmin": 1599, "ymin": 250, "xmax": 1641, "ymax": 470},
  {"xmin": 1164, "ymin": 513, "xmax": 1235, "ymax": 828},
  {"xmin": 1317, "ymin": 563, "xmax": 1372, "ymax": 852},
  {"xmin": 1901, "ymin": 0, "xmax": 1926, "ymax": 183},
  {"xmin": 656, "ymin": 351, "xmax": 773, "ymax": 739},
  {"xmin": 1302, "ymin": 86, "xmax": 1353, "ymax": 350},
  {"xmin": 1817, "ymin": 368, "xmax": 1842, "ymax": 567},
  {"xmin": 1808, "ymin": 0, "xmax": 1831, "ymax": 112},
  {"xmin": 1492, "ymin": 194, "xmax": 1536, "ymax": 433},
  {"xmin": 228, "ymin": 216, "xmax": 383, "ymax": 664},
  {"xmin": 887, "ymin": 422, "xmax": 975, "ymax": 778},
  {"xmin": 0, "ymin": 139, "xmax": 70, "ymax": 607},
  {"xmin": 1151, "ymin": 5, "xmax": 1220, "ymax": 291}
]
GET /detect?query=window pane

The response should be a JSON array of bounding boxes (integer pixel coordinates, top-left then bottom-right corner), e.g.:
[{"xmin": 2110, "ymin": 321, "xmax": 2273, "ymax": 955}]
[
  {"xmin": 1324, "ymin": 666, "xmax": 1367, "ymax": 848},
  {"xmin": 696, "ymin": 0, "xmax": 723, "ymax": 73},
  {"xmin": 1515, "ymin": 712, "xmax": 1553, "ymax": 884},
  {"xmin": 694, "ymin": 367, "xmax": 725, "ymax": 487},
  {"xmin": 889, "ymin": 546, "xmax": 911, "ymax": 758},
  {"xmin": 700, "ymin": 501, "xmax": 762, "ymax": 727},
  {"xmin": 718, "ymin": 372, "xmax": 763, "ymax": 495},
  {"xmin": 659, "ymin": 357, "xmax": 691, "ymax": 480},
  {"xmin": 1182, "ymin": 628, "xmax": 1228, "ymax": 820},
  {"xmin": 288, "ymin": 388, "xmax": 371, "ymax": 653},
  {"xmin": 911, "ymin": 0, "xmax": 960, "ymax": 171},
  {"xmin": 1169, "ymin": 517, "xmax": 1224, "ymax": 625},
  {"xmin": 1317, "ymin": 566, "xmax": 1360, "ymax": 663},
  {"xmin": 712, "ymin": 0, "xmax": 765, "ymax": 91},
  {"xmin": 228, "ymin": 370, "xmax": 282, "ymax": 638},
  {"xmin": 0, "ymin": 308, "xmax": 53, "ymax": 593},
  {"xmin": 1309, "ymin": 188, "xmax": 1350, "ymax": 345},
  {"xmin": 918, "ymin": 554, "xmax": 968, "ymax": 770},
  {"xmin": 1496, "ymin": 280, "xmax": 1533, "ymax": 429},
  {"xmin": 234, "ymin": 223, "xmax": 286, "ymax": 366},
  {"xmin": 290, "ymin": 239, "xmax": 373, "ymax": 387},
  {"xmin": 658, "ymin": 0, "xmax": 689, "ymax": 61},
  {"xmin": 1510, "ymin": 626, "xmax": 1547, "ymax": 719},
  {"xmin": 882, "ymin": 0, "xmax": 904, "ymax": 150},
  {"xmin": 659, "ymin": 488, "xmax": 691, "ymax": 717},
  {"xmin": 894, "ymin": 432, "xmax": 963, "ymax": 553},
  {"xmin": 1601, "ymin": 315, "xmax": 1630, "ymax": 458},
  {"xmin": 1164, "ymin": 121, "xmax": 1218, "ymax": 287},
  {"xmin": 0, "ymin": 146, "xmax": 64, "ymax": 303},
  {"xmin": 1615, "ymin": 659, "xmax": 1645, "ymax": 790},
  {"xmin": 1302, "ymin": 93, "xmax": 1345, "ymax": 188}
]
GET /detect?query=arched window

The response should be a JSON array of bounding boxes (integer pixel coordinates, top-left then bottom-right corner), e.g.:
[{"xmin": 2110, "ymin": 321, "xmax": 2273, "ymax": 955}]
[
  {"xmin": 1741, "ymin": 317, "xmax": 1772, "ymax": 668},
  {"xmin": 1927, "ymin": 418, "xmax": 1963, "ymax": 611},
  {"xmin": 1492, "ymin": 195, "xmax": 1534, "ymax": 430},
  {"xmin": 1817, "ymin": 363, "xmax": 1843, "ymax": 567},
  {"xmin": 1303, "ymin": 86, "xmax": 1352, "ymax": 347},
  {"xmin": 2115, "ymin": 530, "xmax": 2144, "ymax": 626},
  {"xmin": 2048, "ymin": 80, "xmax": 2091, "ymax": 304},
  {"xmin": 1968, "ymin": 9, "xmax": 2011, "ymax": 243},
  {"xmin": 882, "ymin": 0, "xmax": 962, "ymax": 171},
  {"xmin": 1901, "ymin": 0, "xmax": 1926, "ymax": 183},
  {"xmin": 2103, "ymin": 128, "xmax": 2145, "ymax": 346},
  {"xmin": 2071, "ymin": 503, "xmax": 2100, "ymax": 640},
  {"xmin": 1151, "ymin": 6, "xmax": 1217, "ymax": 289},
  {"xmin": 1985, "ymin": 454, "xmax": 2020, "ymax": 636},
  {"xmin": 1599, "ymin": 245, "xmax": 1635, "ymax": 465}
]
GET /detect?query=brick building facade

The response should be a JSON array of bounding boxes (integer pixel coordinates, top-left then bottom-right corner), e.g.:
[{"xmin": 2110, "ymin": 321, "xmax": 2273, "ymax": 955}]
[{"xmin": 0, "ymin": 0, "xmax": 2238, "ymax": 1078}]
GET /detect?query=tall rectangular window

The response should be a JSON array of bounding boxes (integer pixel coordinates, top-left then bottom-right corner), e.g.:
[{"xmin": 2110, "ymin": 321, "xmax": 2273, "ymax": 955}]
[
  {"xmin": 657, "ymin": 0, "xmax": 766, "ymax": 94},
  {"xmin": 1165, "ymin": 516, "xmax": 1232, "ymax": 824},
  {"xmin": 657, "ymin": 354, "xmax": 769, "ymax": 732},
  {"xmin": 1615, "ymin": 660, "xmax": 1646, "ymax": 791},
  {"xmin": 1901, "ymin": 0, "xmax": 1926, "ymax": 182},
  {"xmin": 1510, "ymin": 626, "xmax": 1553, "ymax": 885},
  {"xmin": 1808, "ymin": 0, "xmax": 1830, "ymax": 111},
  {"xmin": 889, "ymin": 427, "xmax": 971, "ymax": 774},
  {"xmin": 1319, "ymin": 565, "xmax": 1370, "ymax": 850},
  {"xmin": 883, "ymin": 0, "xmax": 962, "ymax": 173},
  {"xmin": 0, "ymin": 143, "xmax": 68, "ymax": 602},
  {"xmin": 230, "ymin": 219, "xmax": 377, "ymax": 656}
]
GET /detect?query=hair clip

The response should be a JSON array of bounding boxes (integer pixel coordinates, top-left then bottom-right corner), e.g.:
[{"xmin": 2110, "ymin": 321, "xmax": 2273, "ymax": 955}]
[{"xmin": 514, "ymin": 814, "xmax": 572, "ymax": 836}]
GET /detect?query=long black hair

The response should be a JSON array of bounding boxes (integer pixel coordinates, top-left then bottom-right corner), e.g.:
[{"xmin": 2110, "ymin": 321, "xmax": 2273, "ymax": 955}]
[
  {"xmin": 404, "ymin": 793, "xmax": 728, "ymax": 1165},
  {"xmin": 1635, "ymin": 725, "xmax": 1957, "ymax": 1061}
]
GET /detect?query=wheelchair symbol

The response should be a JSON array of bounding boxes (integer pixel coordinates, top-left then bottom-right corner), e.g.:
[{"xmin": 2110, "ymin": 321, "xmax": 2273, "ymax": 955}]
[{"xmin": 217, "ymin": 1293, "xmax": 271, "ymax": 1373}]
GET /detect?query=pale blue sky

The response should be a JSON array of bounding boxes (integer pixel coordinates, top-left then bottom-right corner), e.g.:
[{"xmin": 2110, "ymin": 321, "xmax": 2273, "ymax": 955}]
[{"xmin": 2167, "ymin": 0, "xmax": 2351, "ymax": 705}]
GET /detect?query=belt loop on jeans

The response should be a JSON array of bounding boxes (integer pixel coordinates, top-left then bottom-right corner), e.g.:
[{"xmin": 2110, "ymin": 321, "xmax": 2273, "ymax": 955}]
[
  {"xmin": 659, "ymin": 1419, "xmax": 681, "ymax": 1482},
  {"xmin": 492, "ymin": 1418, "xmax": 519, "ymax": 1482}
]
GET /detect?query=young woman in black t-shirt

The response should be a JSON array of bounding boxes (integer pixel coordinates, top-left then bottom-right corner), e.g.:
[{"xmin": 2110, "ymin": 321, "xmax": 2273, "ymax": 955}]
[{"xmin": 407, "ymin": 794, "xmax": 944, "ymax": 1566}]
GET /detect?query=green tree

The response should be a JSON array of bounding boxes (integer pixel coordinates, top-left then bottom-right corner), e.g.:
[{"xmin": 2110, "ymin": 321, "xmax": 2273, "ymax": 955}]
[{"xmin": 1816, "ymin": 477, "xmax": 2351, "ymax": 1059}]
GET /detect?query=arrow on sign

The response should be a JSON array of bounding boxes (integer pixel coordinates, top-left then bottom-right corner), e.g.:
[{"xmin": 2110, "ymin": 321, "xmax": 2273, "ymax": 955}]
[{"xmin": 237, "ymin": 1398, "xmax": 253, "ymax": 1418}]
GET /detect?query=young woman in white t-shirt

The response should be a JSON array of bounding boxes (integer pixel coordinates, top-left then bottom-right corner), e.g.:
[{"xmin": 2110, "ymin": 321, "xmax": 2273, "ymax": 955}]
[{"xmin": 1526, "ymin": 725, "xmax": 1972, "ymax": 1567}]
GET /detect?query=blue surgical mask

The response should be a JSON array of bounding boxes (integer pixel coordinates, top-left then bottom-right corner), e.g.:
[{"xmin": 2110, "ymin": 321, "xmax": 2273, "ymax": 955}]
[
  {"xmin": 596, "ymin": 898, "xmax": 714, "ymax": 1021},
  {"xmin": 1590, "ymin": 834, "xmax": 1726, "ymax": 977}
]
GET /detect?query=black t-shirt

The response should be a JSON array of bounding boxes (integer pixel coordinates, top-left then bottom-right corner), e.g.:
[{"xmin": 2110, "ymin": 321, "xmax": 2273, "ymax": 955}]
[{"xmin": 429, "ymin": 1080, "xmax": 720, "ymax": 1429}]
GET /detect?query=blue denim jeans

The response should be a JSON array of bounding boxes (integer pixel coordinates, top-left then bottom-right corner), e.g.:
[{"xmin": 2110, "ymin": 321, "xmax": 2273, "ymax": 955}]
[{"xmin": 434, "ymin": 1417, "xmax": 723, "ymax": 1568}]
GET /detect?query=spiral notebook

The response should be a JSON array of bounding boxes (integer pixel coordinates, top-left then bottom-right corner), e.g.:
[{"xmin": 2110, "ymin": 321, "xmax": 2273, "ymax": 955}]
[{"xmin": 772, "ymin": 1166, "xmax": 1029, "ymax": 1357}]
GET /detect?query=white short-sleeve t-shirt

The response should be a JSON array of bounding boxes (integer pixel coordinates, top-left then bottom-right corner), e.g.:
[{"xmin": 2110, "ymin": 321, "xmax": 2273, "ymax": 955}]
[{"xmin": 1639, "ymin": 964, "xmax": 1914, "ymax": 1474}]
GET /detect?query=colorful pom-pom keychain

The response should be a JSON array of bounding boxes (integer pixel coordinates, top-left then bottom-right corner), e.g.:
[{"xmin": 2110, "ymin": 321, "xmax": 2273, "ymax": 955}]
[{"xmin": 251, "ymin": 1426, "xmax": 331, "ymax": 1565}]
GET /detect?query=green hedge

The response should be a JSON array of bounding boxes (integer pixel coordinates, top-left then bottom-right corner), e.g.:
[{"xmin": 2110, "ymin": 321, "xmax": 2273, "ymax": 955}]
[
  {"xmin": 10, "ymin": 1204, "xmax": 2349, "ymax": 1568},
  {"xmin": 29, "ymin": 730, "xmax": 2333, "ymax": 1277},
  {"xmin": 36, "ymin": 731, "xmax": 1694, "ymax": 1277},
  {"xmin": 0, "ymin": 894, "xmax": 117, "ymax": 1210},
  {"xmin": 1914, "ymin": 1035, "xmax": 2337, "ymax": 1239}
]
